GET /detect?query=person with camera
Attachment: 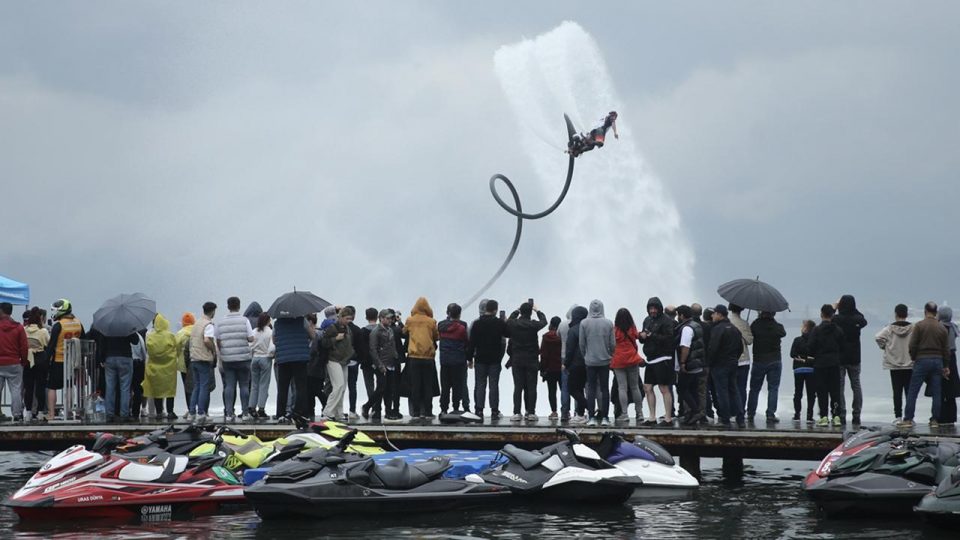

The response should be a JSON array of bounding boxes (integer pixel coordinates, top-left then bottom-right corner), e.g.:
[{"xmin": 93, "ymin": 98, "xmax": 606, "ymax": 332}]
[{"xmin": 506, "ymin": 301, "xmax": 548, "ymax": 422}]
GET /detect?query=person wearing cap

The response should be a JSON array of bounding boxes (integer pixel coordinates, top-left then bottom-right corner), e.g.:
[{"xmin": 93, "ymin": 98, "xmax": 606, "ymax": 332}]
[
  {"xmin": 44, "ymin": 299, "xmax": 85, "ymax": 422},
  {"xmin": 707, "ymin": 304, "xmax": 746, "ymax": 428}
]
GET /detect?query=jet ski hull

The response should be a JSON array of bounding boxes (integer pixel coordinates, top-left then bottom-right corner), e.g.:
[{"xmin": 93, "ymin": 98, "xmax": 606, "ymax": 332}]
[{"xmin": 805, "ymin": 473, "xmax": 935, "ymax": 516}]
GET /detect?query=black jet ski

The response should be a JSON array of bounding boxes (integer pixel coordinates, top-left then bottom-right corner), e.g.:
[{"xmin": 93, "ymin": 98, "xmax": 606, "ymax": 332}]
[
  {"xmin": 245, "ymin": 430, "xmax": 511, "ymax": 519},
  {"xmin": 915, "ymin": 465, "xmax": 960, "ymax": 526},
  {"xmin": 804, "ymin": 432, "xmax": 960, "ymax": 517},
  {"xmin": 480, "ymin": 429, "xmax": 642, "ymax": 503}
]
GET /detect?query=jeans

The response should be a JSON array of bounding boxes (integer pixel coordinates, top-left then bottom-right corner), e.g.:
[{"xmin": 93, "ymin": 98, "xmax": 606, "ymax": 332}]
[
  {"xmin": 737, "ymin": 364, "xmax": 749, "ymax": 409},
  {"xmin": 747, "ymin": 361, "xmax": 782, "ymax": 417},
  {"xmin": 0, "ymin": 365, "xmax": 23, "ymax": 417},
  {"xmin": 325, "ymin": 362, "xmax": 348, "ymax": 419},
  {"xmin": 348, "ymin": 363, "xmax": 359, "ymax": 412},
  {"xmin": 711, "ymin": 363, "xmax": 744, "ymax": 424},
  {"xmin": 613, "ymin": 366, "xmax": 643, "ymax": 417},
  {"xmin": 838, "ymin": 364, "xmax": 863, "ymax": 419},
  {"xmin": 189, "ymin": 361, "xmax": 212, "ymax": 416},
  {"xmin": 474, "ymin": 362, "xmax": 501, "ymax": 414},
  {"xmin": 511, "ymin": 364, "xmax": 538, "ymax": 415},
  {"xmin": 814, "ymin": 365, "xmax": 841, "ymax": 419},
  {"xmin": 104, "ymin": 356, "xmax": 133, "ymax": 418},
  {"xmin": 794, "ymin": 371, "xmax": 816, "ymax": 419},
  {"xmin": 560, "ymin": 369, "xmax": 571, "ymax": 415},
  {"xmin": 586, "ymin": 366, "xmax": 610, "ymax": 420},
  {"xmin": 221, "ymin": 361, "xmax": 251, "ymax": 417},
  {"xmin": 249, "ymin": 356, "xmax": 272, "ymax": 410},
  {"xmin": 904, "ymin": 357, "xmax": 943, "ymax": 422},
  {"xmin": 440, "ymin": 363, "xmax": 467, "ymax": 412},
  {"xmin": 567, "ymin": 366, "xmax": 587, "ymax": 416},
  {"xmin": 677, "ymin": 371, "xmax": 703, "ymax": 418}
]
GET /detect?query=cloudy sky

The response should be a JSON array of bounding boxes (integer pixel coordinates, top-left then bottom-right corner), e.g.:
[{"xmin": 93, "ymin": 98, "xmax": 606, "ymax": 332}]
[{"xmin": 3, "ymin": 1, "xmax": 959, "ymax": 325}]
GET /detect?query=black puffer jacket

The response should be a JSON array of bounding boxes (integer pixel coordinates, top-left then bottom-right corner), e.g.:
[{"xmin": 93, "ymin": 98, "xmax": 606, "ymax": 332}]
[
  {"xmin": 750, "ymin": 314, "xmax": 786, "ymax": 363},
  {"xmin": 833, "ymin": 295, "xmax": 868, "ymax": 366},
  {"xmin": 640, "ymin": 297, "xmax": 676, "ymax": 361},
  {"xmin": 707, "ymin": 318, "xmax": 743, "ymax": 368}
]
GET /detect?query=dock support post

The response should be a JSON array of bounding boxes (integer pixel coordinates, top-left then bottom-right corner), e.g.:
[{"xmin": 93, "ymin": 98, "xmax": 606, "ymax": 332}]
[
  {"xmin": 722, "ymin": 456, "xmax": 744, "ymax": 481},
  {"xmin": 679, "ymin": 455, "xmax": 701, "ymax": 480}
]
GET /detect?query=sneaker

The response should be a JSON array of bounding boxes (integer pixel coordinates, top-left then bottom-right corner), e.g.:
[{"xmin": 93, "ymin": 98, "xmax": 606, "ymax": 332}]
[
  {"xmin": 636, "ymin": 413, "xmax": 645, "ymax": 422},
  {"xmin": 766, "ymin": 414, "xmax": 780, "ymax": 424},
  {"xmin": 852, "ymin": 415, "xmax": 861, "ymax": 425},
  {"xmin": 525, "ymin": 413, "xmax": 538, "ymax": 422},
  {"xmin": 258, "ymin": 408, "xmax": 267, "ymax": 419},
  {"xmin": 277, "ymin": 415, "xmax": 292, "ymax": 424},
  {"xmin": 510, "ymin": 414, "xmax": 523, "ymax": 422},
  {"xmin": 600, "ymin": 417, "xmax": 612, "ymax": 427},
  {"xmin": 424, "ymin": 414, "xmax": 436, "ymax": 420},
  {"xmin": 896, "ymin": 419, "xmax": 915, "ymax": 429},
  {"xmin": 13, "ymin": 415, "xmax": 23, "ymax": 423},
  {"xmin": 348, "ymin": 411, "xmax": 360, "ymax": 421},
  {"xmin": 491, "ymin": 410, "xmax": 502, "ymax": 421},
  {"xmin": 225, "ymin": 415, "xmax": 236, "ymax": 423},
  {"xmin": 747, "ymin": 414, "xmax": 755, "ymax": 423},
  {"xmin": 197, "ymin": 414, "xmax": 208, "ymax": 425},
  {"xmin": 342, "ymin": 413, "xmax": 350, "ymax": 422},
  {"xmin": 186, "ymin": 413, "xmax": 195, "ymax": 422},
  {"xmin": 615, "ymin": 413, "xmax": 630, "ymax": 423},
  {"xmin": 586, "ymin": 417, "xmax": 598, "ymax": 427},
  {"xmin": 570, "ymin": 415, "xmax": 587, "ymax": 425},
  {"xmin": 361, "ymin": 404, "xmax": 371, "ymax": 420},
  {"xmin": 736, "ymin": 420, "xmax": 747, "ymax": 429},
  {"xmin": 832, "ymin": 416, "xmax": 842, "ymax": 427},
  {"xmin": 806, "ymin": 416, "xmax": 815, "ymax": 423},
  {"xmin": 548, "ymin": 412, "xmax": 559, "ymax": 420},
  {"xmin": 792, "ymin": 413, "xmax": 800, "ymax": 421},
  {"xmin": 893, "ymin": 417, "xmax": 903, "ymax": 425},
  {"xmin": 166, "ymin": 412, "xmax": 178, "ymax": 420},
  {"xmin": 816, "ymin": 417, "xmax": 829, "ymax": 427},
  {"xmin": 560, "ymin": 412, "xmax": 570, "ymax": 421},
  {"xmin": 930, "ymin": 419, "xmax": 940, "ymax": 429}
]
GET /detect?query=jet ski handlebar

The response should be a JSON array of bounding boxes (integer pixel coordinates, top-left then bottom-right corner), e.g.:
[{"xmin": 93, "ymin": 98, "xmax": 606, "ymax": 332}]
[
  {"xmin": 334, "ymin": 429, "xmax": 358, "ymax": 451},
  {"xmin": 556, "ymin": 429, "xmax": 581, "ymax": 444},
  {"xmin": 214, "ymin": 425, "xmax": 247, "ymax": 438}
]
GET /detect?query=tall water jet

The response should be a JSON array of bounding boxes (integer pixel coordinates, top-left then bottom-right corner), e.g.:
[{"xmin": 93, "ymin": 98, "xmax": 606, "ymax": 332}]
[{"xmin": 493, "ymin": 21, "xmax": 694, "ymax": 309}]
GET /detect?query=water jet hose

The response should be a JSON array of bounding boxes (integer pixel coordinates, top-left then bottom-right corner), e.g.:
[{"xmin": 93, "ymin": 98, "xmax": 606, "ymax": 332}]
[{"xmin": 463, "ymin": 115, "xmax": 577, "ymax": 309}]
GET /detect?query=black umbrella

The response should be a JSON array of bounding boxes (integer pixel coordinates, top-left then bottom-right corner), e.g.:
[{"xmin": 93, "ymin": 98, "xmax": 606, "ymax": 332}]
[
  {"xmin": 92, "ymin": 292, "xmax": 157, "ymax": 337},
  {"xmin": 268, "ymin": 290, "xmax": 331, "ymax": 319},
  {"xmin": 717, "ymin": 278, "xmax": 789, "ymax": 313}
]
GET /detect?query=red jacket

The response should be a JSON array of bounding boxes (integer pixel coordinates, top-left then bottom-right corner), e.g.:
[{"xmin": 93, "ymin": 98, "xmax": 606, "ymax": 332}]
[
  {"xmin": 539, "ymin": 330, "xmax": 563, "ymax": 373},
  {"xmin": 611, "ymin": 326, "xmax": 644, "ymax": 369},
  {"xmin": 0, "ymin": 316, "xmax": 28, "ymax": 367}
]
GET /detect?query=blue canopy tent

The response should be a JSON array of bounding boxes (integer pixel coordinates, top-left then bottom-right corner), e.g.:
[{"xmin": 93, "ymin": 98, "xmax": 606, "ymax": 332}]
[{"xmin": 0, "ymin": 275, "xmax": 30, "ymax": 305}]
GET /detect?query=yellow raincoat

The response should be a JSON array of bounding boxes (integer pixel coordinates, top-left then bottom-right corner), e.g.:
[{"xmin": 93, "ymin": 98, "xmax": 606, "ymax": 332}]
[{"xmin": 143, "ymin": 313, "xmax": 179, "ymax": 399}]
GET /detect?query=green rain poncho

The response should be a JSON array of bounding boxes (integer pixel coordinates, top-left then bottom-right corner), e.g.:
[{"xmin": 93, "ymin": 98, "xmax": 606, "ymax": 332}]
[{"xmin": 144, "ymin": 313, "xmax": 179, "ymax": 399}]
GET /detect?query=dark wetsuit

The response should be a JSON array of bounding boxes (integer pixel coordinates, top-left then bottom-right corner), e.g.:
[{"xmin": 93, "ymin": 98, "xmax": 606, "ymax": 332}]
[{"xmin": 590, "ymin": 115, "xmax": 616, "ymax": 145}]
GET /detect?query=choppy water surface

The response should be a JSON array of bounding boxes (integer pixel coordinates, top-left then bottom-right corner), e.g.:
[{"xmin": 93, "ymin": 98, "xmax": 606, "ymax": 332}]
[{"xmin": 0, "ymin": 454, "xmax": 952, "ymax": 539}]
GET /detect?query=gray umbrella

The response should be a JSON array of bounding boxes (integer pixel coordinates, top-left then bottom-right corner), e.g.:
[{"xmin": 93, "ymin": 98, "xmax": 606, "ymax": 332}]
[
  {"xmin": 717, "ymin": 278, "xmax": 790, "ymax": 313},
  {"xmin": 268, "ymin": 290, "xmax": 331, "ymax": 319},
  {"xmin": 92, "ymin": 292, "xmax": 157, "ymax": 337}
]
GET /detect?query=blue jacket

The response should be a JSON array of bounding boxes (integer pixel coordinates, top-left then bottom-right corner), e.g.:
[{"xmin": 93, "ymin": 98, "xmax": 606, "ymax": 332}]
[
  {"xmin": 274, "ymin": 317, "xmax": 310, "ymax": 364},
  {"xmin": 438, "ymin": 319, "xmax": 469, "ymax": 366}
]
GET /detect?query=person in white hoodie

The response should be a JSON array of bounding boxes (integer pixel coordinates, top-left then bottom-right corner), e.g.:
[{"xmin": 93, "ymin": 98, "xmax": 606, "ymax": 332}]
[{"xmin": 875, "ymin": 304, "xmax": 914, "ymax": 422}]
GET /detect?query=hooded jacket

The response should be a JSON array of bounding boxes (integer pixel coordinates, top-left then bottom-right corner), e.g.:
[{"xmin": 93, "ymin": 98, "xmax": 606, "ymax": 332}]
[
  {"xmin": 611, "ymin": 325, "xmax": 642, "ymax": 369},
  {"xmin": 557, "ymin": 305, "xmax": 577, "ymax": 359},
  {"xmin": 639, "ymin": 297, "xmax": 676, "ymax": 363},
  {"xmin": 807, "ymin": 319, "xmax": 845, "ymax": 368},
  {"xmin": 564, "ymin": 306, "xmax": 589, "ymax": 368},
  {"xmin": 875, "ymin": 321, "xmax": 914, "ymax": 370},
  {"xmin": 243, "ymin": 302, "xmax": 263, "ymax": 329},
  {"xmin": 144, "ymin": 314, "xmax": 179, "ymax": 398},
  {"xmin": 539, "ymin": 330, "xmax": 562, "ymax": 373},
  {"xmin": 578, "ymin": 300, "xmax": 615, "ymax": 367},
  {"xmin": 833, "ymin": 295, "xmax": 868, "ymax": 366},
  {"xmin": 0, "ymin": 315, "xmax": 28, "ymax": 367},
  {"xmin": 507, "ymin": 309, "xmax": 548, "ymax": 367},
  {"xmin": 403, "ymin": 297, "xmax": 439, "ymax": 360},
  {"xmin": 750, "ymin": 314, "xmax": 786, "ymax": 363},
  {"xmin": 938, "ymin": 307, "xmax": 958, "ymax": 352}
]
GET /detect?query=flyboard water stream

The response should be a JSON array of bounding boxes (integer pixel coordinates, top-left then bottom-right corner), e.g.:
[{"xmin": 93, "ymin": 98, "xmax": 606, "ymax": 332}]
[{"xmin": 466, "ymin": 21, "xmax": 694, "ymax": 310}]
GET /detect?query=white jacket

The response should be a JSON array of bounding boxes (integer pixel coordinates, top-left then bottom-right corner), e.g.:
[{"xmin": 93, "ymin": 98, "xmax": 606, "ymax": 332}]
[
  {"xmin": 730, "ymin": 313, "xmax": 753, "ymax": 366},
  {"xmin": 875, "ymin": 322, "xmax": 914, "ymax": 370}
]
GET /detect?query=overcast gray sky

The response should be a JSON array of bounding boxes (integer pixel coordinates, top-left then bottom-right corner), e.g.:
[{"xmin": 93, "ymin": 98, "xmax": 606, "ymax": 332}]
[{"xmin": 3, "ymin": 1, "xmax": 959, "ymax": 325}]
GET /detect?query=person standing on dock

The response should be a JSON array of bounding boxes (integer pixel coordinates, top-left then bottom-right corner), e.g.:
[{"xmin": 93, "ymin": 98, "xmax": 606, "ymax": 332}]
[
  {"xmin": 707, "ymin": 305, "xmax": 746, "ymax": 428},
  {"xmin": 900, "ymin": 301, "xmax": 950, "ymax": 429},
  {"xmin": 358, "ymin": 308, "xmax": 380, "ymax": 420},
  {"xmin": 807, "ymin": 304, "xmax": 844, "ymax": 427},
  {"xmin": 639, "ymin": 297, "xmax": 676, "ymax": 426},
  {"xmin": 579, "ymin": 299, "xmax": 615, "ymax": 427},
  {"xmin": 539, "ymin": 317, "xmax": 563, "ymax": 420},
  {"xmin": 874, "ymin": 304, "xmax": 914, "ymax": 423},
  {"xmin": 22, "ymin": 308, "xmax": 50, "ymax": 422},
  {"xmin": 747, "ymin": 311, "xmax": 786, "ymax": 424},
  {"xmin": 557, "ymin": 305, "xmax": 577, "ymax": 422},
  {"xmin": 727, "ymin": 304, "xmax": 753, "ymax": 410},
  {"xmin": 321, "ymin": 306, "xmax": 356, "ymax": 421},
  {"xmin": 507, "ymin": 301, "xmax": 548, "ymax": 422},
  {"xmin": 216, "ymin": 297, "xmax": 254, "ymax": 422},
  {"xmin": 176, "ymin": 313, "xmax": 195, "ymax": 413},
  {"xmin": 438, "ymin": 303, "xmax": 470, "ymax": 415},
  {"xmin": 0, "ymin": 302, "xmax": 28, "ymax": 422},
  {"xmin": 937, "ymin": 307, "xmax": 960, "ymax": 425},
  {"xmin": 676, "ymin": 305, "xmax": 706, "ymax": 426},
  {"xmin": 144, "ymin": 314, "xmax": 179, "ymax": 420},
  {"xmin": 369, "ymin": 309, "xmax": 400, "ymax": 421},
  {"xmin": 188, "ymin": 302, "xmax": 218, "ymax": 424},
  {"xmin": 790, "ymin": 320, "xmax": 817, "ymax": 423},
  {"xmin": 564, "ymin": 306, "xmax": 589, "ymax": 424},
  {"xmin": 611, "ymin": 308, "xmax": 644, "ymax": 424},
  {"xmin": 248, "ymin": 313, "xmax": 275, "ymax": 419},
  {"xmin": 833, "ymin": 294, "xmax": 867, "ymax": 426},
  {"xmin": 44, "ymin": 299, "xmax": 85, "ymax": 422},
  {"xmin": 403, "ymin": 298, "xmax": 440, "ymax": 420},
  {"xmin": 469, "ymin": 299, "xmax": 510, "ymax": 421}
]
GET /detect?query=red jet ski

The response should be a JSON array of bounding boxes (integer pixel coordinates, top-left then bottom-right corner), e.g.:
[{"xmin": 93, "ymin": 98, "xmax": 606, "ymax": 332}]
[
  {"xmin": 4, "ymin": 428, "xmax": 245, "ymax": 521},
  {"xmin": 804, "ymin": 427, "xmax": 905, "ymax": 488}
]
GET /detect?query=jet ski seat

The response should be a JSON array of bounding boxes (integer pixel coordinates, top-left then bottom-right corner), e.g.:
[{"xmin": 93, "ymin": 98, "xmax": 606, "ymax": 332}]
[
  {"xmin": 501, "ymin": 444, "xmax": 553, "ymax": 470},
  {"xmin": 118, "ymin": 453, "xmax": 189, "ymax": 483},
  {"xmin": 370, "ymin": 457, "xmax": 451, "ymax": 490}
]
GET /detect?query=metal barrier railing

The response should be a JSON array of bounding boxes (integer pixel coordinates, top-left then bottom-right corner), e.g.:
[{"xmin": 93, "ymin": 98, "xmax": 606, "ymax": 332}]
[{"xmin": 63, "ymin": 338, "xmax": 98, "ymax": 421}]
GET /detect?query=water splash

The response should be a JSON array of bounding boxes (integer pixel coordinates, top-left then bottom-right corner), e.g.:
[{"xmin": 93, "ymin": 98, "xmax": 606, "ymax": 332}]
[{"xmin": 493, "ymin": 21, "xmax": 694, "ymax": 309}]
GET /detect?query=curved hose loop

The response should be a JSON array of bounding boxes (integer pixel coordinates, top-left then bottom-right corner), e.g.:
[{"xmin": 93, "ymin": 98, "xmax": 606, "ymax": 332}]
[{"xmin": 463, "ymin": 150, "xmax": 576, "ymax": 309}]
